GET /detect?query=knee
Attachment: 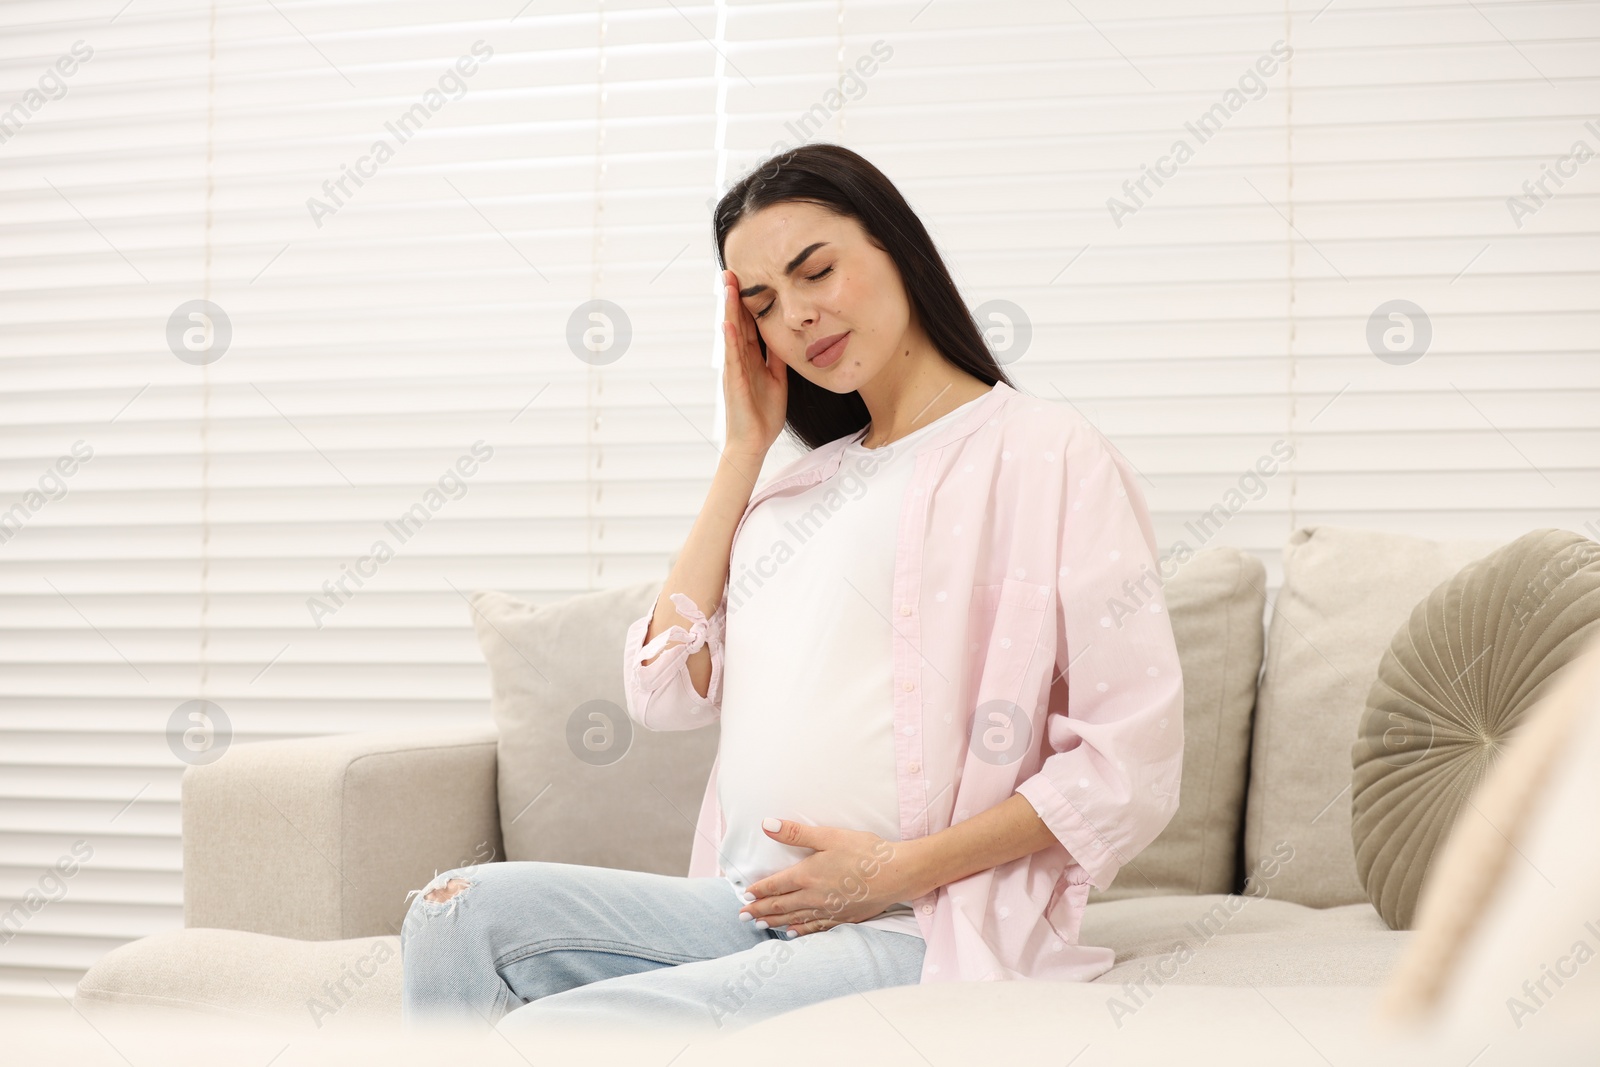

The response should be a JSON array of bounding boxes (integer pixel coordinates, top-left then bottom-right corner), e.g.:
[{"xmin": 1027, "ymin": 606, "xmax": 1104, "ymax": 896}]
[
  {"xmin": 404, "ymin": 868, "xmax": 482, "ymax": 932},
  {"xmin": 424, "ymin": 878, "xmax": 471, "ymax": 904}
]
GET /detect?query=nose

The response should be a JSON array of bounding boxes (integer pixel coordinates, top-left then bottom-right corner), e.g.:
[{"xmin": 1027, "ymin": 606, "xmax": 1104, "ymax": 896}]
[{"xmin": 782, "ymin": 295, "xmax": 816, "ymax": 332}]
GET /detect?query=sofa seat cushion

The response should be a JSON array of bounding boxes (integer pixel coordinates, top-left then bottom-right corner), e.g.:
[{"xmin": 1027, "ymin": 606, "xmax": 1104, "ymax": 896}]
[
  {"xmin": 76, "ymin": 899, "xmax": 1404, "ymax": 1030},
  {"xmin": 718, "ymin": 979, "xmax": 1598, "ymax": 1064},
  {"xmin": 36, "ymin": 979, "xmax": 1600, "ymax": 1065},
  {"xmin": 1082, "ymin": 893, "xmax": 1410, "ymax": 987},
  {"xmin": 73, "ymin": 928, "xmax": 401, "ymax": 1030}
]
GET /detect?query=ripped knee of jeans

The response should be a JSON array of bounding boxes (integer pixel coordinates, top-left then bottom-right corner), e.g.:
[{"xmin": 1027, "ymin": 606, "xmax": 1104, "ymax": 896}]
[
  {"xmin": 424, "ymin": 878, "xmax": 471, "ymax": 904},
  {"xmin": 405, "ymin": 873, "xmax": 474, "ymax": 920}
]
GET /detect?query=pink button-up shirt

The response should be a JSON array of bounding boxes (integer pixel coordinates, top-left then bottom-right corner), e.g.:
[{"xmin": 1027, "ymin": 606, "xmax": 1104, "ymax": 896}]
[{"xmin": 621, "ymin": 380, "xmax": 1183, "ymax": 984}]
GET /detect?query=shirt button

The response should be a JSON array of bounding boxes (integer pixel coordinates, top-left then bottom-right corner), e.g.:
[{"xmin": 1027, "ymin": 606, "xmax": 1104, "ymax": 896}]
[
  {"xmin": 902, "ymin": 681, "xmax": 914, "ymax": 692},
  {"xmin": 899, "ymin": 605, "xmax": 911, "ymax": 616},
  {"xmin": 908, "ymin": 761, "xmax": 921, "ymax": 773},
  {"xmin": 921, "ymin": 904, "xmax": 934, "ymax": 914}
]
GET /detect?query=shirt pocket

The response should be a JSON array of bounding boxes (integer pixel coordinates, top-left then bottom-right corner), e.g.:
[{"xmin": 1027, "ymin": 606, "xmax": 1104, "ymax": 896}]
[{"xmin": 967, "ymin": 578, "xmax": 1051, "ymax": 758}]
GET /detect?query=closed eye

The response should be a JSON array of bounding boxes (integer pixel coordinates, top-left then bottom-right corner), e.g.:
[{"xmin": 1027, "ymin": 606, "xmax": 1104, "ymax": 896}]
[{"xmin": 754, "ymin": 266, "xmax": 833, "ymax": 320}]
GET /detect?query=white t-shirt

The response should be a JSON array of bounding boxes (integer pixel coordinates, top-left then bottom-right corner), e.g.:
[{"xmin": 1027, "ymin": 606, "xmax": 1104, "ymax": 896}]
[{"xmin": 716, "ymin": 388, "xmax": 994, "ymax": 939}]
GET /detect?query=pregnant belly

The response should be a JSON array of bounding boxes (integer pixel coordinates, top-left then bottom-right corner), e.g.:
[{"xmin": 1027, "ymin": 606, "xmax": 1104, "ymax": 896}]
[{"xmin": 716, "ymin": 765, "xmax": 903, "ymax": 889}]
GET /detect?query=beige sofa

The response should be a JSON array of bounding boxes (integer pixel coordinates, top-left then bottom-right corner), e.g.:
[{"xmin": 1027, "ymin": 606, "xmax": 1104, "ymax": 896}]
[{"xmin": 69, "ymin": 525, "xmax": 1530, "ymax": 1036}]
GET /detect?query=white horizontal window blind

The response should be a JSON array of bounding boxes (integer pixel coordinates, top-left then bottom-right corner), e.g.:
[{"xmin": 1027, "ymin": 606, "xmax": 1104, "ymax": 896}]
[
  {"xmin": 721, "ymin": 0, "xmax": 1599, "ymax": 592},
  {"xmin": 0, "ymin": 0, "xmax": 721, "ymax": 999},
  {"xmin": 1, "ymin": 0, "xmax": 1597, "ymax": 999}
]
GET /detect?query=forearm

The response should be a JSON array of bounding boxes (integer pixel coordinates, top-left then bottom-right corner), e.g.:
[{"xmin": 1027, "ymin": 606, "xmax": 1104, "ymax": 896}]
[
  {"xmin": 641, "ymin": 448, "xmax": 765, "ymax": 696},
  {"xmin": 899, "ymin": 793, "xmax": 1060, "ymax": 898}
]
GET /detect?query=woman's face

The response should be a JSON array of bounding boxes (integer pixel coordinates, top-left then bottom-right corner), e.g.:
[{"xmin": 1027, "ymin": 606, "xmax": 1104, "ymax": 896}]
[{"xmin": 722, "ymin": 200, "xmax": 915, "ymax": 394}]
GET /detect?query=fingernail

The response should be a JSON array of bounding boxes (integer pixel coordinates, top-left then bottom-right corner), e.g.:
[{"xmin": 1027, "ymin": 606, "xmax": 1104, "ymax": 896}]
[
  {"xmin": 755, "ymin": 920, "xmax": 769, "ymax": 930},
  {"xmin": 784, "ymin": 929, "xmax": 797, "ymax": 938},
  {"xmin": 762, "ymin": 817, "xmax": 781, "ymax": 832},
  {"xmin": 738, "ymin": 911, "xmax": 752, "ymax": 922},
  {"xmin": 740, "ymin": 891, "xmax": 755, "ymax": 903}
]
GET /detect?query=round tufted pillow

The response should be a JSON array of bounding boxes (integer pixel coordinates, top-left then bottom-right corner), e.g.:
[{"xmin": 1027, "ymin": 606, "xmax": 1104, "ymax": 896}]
[{"xmin": 1351, "ymin": 528, "xmax": 1600, "ymax": 930}]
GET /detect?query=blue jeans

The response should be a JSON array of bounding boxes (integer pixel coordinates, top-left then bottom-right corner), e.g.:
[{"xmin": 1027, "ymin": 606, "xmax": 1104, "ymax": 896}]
[{"xmin": 399, "ymin": 859, "xmax": 927, "ymax": 1035}]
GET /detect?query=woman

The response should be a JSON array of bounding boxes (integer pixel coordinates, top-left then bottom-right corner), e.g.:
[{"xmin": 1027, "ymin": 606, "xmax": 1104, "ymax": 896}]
[{"xmin": 401, "ymin": 143, "xmax": 1184, "ymax": 1036}]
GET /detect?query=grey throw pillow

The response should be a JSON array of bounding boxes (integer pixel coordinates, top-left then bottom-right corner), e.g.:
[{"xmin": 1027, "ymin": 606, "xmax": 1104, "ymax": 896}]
[
  {"xmin": 1244, "ymin": 525, "xmax": 1506, "ymax": 907},
  {"xmin": 469, "ymin": 581, "xmax": 720, "ymax": 876},
  {"xmin": 1090, "ymin": 546, "xmax": 1266, "ymax": 901}
]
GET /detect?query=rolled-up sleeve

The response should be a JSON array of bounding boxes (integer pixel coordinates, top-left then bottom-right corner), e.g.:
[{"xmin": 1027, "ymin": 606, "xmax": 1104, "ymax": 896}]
[
  {"xmin": 621, "ymin": 588, "xmax": 726, "ymax": 731},
  {"xmin": 1013, "ymin": 424, "xmax": 1184, "ymax": 891}
]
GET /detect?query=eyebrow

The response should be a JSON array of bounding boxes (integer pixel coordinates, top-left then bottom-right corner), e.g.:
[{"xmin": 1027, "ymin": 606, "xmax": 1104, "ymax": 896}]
[{"xmin": 738, "ymin": 242, "xmax": 829, "ymax": 298}]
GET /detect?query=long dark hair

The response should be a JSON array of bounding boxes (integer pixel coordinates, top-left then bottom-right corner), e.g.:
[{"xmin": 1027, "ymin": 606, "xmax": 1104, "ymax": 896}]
[{"xmin": 712, "ymin": 143, "xmax": 1016, "ymax": 452}]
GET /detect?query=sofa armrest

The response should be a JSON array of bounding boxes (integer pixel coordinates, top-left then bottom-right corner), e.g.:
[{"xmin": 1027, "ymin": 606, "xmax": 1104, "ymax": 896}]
[{"xmin": 182, "ymin": 726, "xmax": 502, "ymax": 941}]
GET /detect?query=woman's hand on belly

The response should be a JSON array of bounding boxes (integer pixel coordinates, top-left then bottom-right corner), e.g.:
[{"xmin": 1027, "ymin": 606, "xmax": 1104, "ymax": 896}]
[{"xmin": 736, "ymin": 818, "xmax": 930, "ymax": 937}]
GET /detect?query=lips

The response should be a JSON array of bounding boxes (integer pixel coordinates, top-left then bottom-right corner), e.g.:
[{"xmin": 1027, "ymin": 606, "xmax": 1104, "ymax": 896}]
[{"xmin": 806, "ymin": 332, "xmax": 849, "ymax": 361}]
